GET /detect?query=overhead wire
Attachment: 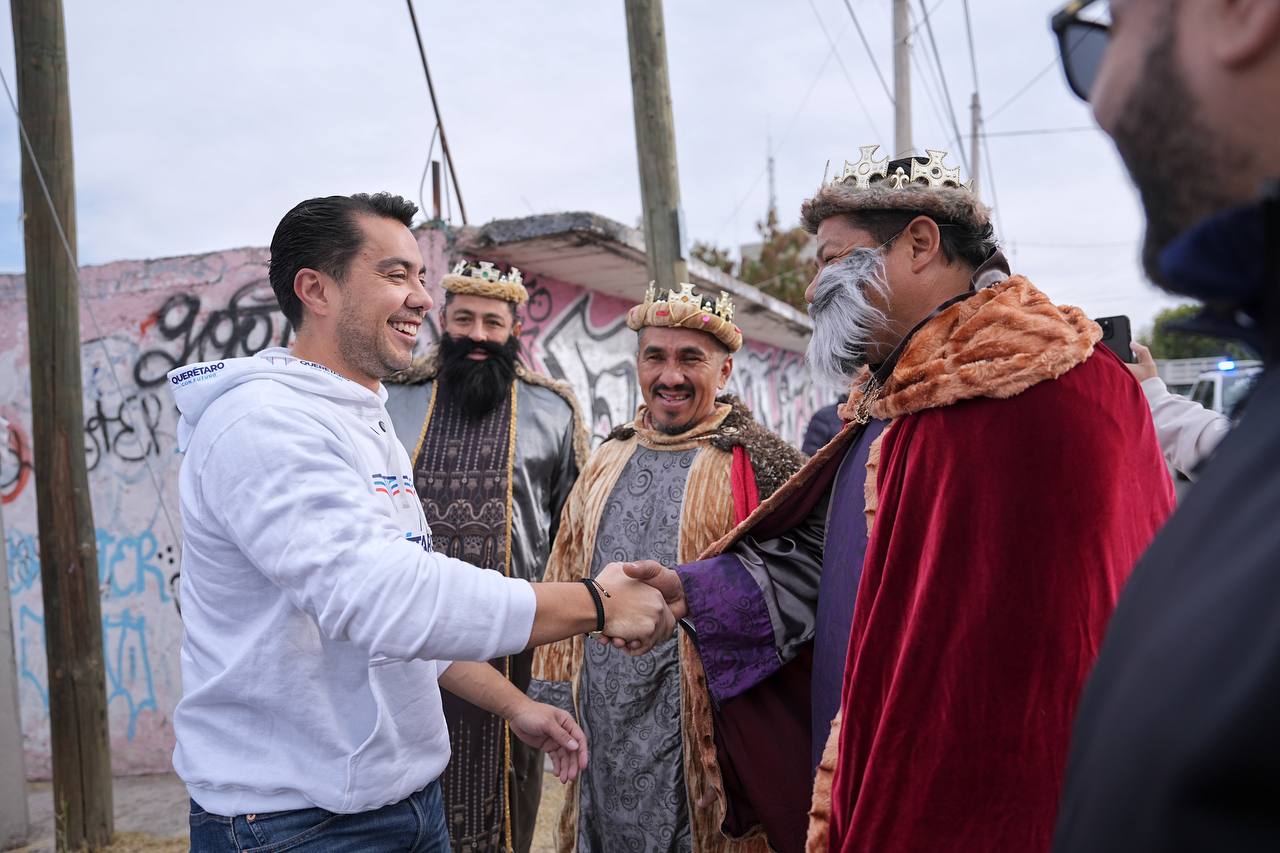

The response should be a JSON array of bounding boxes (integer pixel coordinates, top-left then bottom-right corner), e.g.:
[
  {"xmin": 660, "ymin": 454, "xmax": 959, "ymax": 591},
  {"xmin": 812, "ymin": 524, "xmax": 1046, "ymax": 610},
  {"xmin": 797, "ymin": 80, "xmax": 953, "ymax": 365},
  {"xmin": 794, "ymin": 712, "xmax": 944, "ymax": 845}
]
[
  {"xmin": 715, "ymin": 18, "xmax": 869, "ymax": 240},
  {"xmin": 416, "ymin": 123, "xmax": 441, "ymax": 223},
  {"xmin": 982, "ymin": 126, "xmax": 1100, "ymax": 138},
  {"xmin": 907, "ymin": 19, "xmax": 963, "ymax": 153},
  {"xmin": 0, "ymin": 65, "xmax": 182, "ymax": 552},
  {"xmin": 953, "ymin": 0, "xmax": 1004, "ymax": 241},
  {"xmin": 986, "ymin": 58, "xmax": 1059, "ymax": 121},
  {"xmin": 915, "ymin": 0, "xmax": 969, "ymax": 167},
  {"xmin": 839, "ymin": 0, "xmax": 894, "ymax": 105},
  {"xmin": 804, "ymin": 0, "xmax": 886, "ymax": 141},
  {"xmin": 405, "ymin": 0, "xmax": 467, "ymax": 224}
]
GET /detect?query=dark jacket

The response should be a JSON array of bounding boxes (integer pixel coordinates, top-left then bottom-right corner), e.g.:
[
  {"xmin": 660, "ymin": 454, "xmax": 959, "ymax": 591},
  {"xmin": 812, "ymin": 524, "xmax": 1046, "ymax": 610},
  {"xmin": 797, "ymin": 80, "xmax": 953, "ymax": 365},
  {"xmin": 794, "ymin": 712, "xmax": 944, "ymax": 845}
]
[
  {"xmin": 801, "ymin": 403, "xmax": 844, "ymax": 456},
  {"xmin": 1054, "ymin": 188, "xmax": 1280, "ymax": 850}
]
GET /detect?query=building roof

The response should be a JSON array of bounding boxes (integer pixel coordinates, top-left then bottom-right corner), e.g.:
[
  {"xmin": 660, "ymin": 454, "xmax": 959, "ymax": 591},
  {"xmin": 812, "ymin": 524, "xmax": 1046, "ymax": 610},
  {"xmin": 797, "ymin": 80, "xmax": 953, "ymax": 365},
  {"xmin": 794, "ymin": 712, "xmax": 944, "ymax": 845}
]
[{"xmin": 455, "ymin": 211, "xmax": 813, "ymax": 353}]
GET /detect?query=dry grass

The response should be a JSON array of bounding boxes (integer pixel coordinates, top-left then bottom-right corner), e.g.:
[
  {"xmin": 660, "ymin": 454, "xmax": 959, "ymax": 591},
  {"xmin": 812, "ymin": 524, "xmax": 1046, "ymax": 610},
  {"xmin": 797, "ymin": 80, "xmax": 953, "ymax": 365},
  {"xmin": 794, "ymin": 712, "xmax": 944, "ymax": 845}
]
[
  {"xmin": 6, "ymin": 832, "xmax": 185, "ymax": 853},
  {"xmin": 9, "ymin": 772, "xmax": 568, "ymax": 853},
  {"xmin": 532, "ymin": 771, "xmax": 567, "ymax": 853}
]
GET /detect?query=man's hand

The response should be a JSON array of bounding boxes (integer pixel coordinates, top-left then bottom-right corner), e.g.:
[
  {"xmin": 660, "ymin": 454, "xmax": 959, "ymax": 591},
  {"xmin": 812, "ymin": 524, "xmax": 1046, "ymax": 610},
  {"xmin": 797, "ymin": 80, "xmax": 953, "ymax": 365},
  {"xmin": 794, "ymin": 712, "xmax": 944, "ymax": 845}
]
[
  {"xmin": 506, "ymin": 697, "xmax": 587, "ymax": 784},
  {"xmin": 594, "ymin": 561, "xmax": 675, "ymax": 655},
  {"xmin": 595, "ymin": 561, "xmax": 687, "ymax": 654},
  {"xmin": 624, "ymin": 560, "xmax": 687, "ymax": 620},
  {"xmin": 1128, "ymin": 341, "xmax": 1158, "ymax": 383}
]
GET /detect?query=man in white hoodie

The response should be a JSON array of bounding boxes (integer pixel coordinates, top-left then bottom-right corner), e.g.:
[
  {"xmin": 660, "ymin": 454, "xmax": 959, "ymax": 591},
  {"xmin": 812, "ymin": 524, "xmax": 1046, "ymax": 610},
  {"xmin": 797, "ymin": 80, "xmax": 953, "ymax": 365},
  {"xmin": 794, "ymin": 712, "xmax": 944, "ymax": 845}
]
[{"xmin": 171, "ymin": 192, "xmax": 672, "ymax": 852}]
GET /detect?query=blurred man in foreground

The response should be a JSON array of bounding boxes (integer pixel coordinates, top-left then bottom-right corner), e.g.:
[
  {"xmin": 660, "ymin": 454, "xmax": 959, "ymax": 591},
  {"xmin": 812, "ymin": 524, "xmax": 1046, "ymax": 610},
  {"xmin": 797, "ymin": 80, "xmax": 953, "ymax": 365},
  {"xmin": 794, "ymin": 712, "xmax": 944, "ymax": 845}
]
[{"xmin": 1050, "ymin": 2, "xmax": 1280, "ymax": 849}]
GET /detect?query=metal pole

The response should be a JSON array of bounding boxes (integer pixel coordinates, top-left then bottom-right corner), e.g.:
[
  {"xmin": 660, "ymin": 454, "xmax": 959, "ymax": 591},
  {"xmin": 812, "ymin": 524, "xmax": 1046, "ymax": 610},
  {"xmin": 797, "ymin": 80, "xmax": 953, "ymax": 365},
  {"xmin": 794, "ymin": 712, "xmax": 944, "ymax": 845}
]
[
  {"xmin": 405, "ymin": 0, "xmax": 468, "ymax": 225},
  {"xmin": 893, "ymin": 0, "xmax": 912, "ymax": 157},
  {"xmin": 970, "ymin": 91, "xmax": 981, "ymax": 198}
]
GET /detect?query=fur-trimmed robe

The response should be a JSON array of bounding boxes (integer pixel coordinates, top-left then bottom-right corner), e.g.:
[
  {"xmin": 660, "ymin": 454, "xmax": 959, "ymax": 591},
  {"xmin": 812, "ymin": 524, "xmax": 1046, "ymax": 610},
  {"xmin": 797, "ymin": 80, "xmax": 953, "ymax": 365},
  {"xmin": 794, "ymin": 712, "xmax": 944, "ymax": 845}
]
[
  {"xmin": 532, "ymin": 396, "xmax": 804, "ymax": 853},
  {"xmin": 682, "ymin": 277, "xmax": 1176, "ymax": 853}
]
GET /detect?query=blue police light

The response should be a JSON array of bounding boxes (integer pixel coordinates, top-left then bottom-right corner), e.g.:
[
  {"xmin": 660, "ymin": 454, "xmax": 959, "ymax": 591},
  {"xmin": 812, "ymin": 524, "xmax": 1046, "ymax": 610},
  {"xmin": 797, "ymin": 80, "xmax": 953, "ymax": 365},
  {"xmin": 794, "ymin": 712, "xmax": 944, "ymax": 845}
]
[{"xmin": 1218, "ymin": 359, "xmax": 1236, "ymax": 372}]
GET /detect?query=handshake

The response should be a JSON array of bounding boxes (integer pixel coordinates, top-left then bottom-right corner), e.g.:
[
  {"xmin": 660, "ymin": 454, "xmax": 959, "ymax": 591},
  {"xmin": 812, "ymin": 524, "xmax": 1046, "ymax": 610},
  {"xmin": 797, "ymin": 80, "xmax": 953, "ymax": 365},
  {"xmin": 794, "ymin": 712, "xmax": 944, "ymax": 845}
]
[{"xmin": 592, "ymin": 560, "xmax": 690, "ymax": 655}]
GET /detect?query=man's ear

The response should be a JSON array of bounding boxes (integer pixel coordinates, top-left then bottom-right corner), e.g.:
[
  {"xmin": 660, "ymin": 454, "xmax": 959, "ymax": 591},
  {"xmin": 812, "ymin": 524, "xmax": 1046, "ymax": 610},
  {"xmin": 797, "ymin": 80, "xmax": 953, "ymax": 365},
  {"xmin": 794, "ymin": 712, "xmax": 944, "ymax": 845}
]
[
  {"xmin": 513, "ymin": 320, "xmax": 524, "ymax": 338},
  {"xmin": 719, "ymin": 353, "xmax": 734, "ymax": 389},
  {"xmin": 294, "ymin": 268, "xmax": 335, "ymax": 321},
  {"xmin": 904, "ymin": 216, "xmax": 943, "ymax": 273},
  {"xmin": 1202, "ymin": 0, "xmax": 1280, "ymax": 67}
]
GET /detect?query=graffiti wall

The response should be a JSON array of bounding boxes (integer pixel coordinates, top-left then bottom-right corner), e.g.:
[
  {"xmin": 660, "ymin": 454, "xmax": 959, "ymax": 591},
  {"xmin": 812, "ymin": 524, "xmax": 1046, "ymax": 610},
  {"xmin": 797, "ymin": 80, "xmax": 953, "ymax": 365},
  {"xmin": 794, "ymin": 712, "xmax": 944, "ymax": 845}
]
[{"xmin": 0, "ymin": 228, "xmax": 820, "ymax": 778}]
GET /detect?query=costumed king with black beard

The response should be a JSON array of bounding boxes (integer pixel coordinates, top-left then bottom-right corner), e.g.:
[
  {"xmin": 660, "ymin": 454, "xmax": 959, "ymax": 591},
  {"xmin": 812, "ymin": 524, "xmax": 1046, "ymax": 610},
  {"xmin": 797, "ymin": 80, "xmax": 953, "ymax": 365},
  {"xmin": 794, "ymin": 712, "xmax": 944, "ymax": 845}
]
[{"xmin": 386, "ymin": 260, "xmax": 589, "ymax": 853}]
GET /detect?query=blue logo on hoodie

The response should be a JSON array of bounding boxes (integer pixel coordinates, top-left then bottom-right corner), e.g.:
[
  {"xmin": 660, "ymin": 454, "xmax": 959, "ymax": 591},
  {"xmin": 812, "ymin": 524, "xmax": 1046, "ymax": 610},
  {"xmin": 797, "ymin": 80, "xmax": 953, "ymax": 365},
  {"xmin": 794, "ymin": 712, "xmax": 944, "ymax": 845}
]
[{"xmin": 170, "ymin": 362, "xmax": 225, "ymax": 385}]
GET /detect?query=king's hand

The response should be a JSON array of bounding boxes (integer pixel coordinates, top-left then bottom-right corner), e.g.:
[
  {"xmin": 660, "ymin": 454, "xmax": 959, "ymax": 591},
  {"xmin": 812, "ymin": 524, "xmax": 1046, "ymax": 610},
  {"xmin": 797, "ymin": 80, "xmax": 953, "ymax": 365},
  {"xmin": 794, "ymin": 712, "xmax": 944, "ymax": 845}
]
[{"xmin": 594, "ymin": 561, "xmax": 677, "ymax": 655}]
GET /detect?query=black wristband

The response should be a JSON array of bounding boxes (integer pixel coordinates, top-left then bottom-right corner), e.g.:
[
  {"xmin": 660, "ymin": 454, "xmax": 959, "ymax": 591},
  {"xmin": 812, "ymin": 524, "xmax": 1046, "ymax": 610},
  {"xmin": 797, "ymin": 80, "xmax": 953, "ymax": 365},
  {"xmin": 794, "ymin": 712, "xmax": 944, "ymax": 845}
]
[{"xmin": 580, "ymin": 577, "xmax": 606, "ymax": 634}]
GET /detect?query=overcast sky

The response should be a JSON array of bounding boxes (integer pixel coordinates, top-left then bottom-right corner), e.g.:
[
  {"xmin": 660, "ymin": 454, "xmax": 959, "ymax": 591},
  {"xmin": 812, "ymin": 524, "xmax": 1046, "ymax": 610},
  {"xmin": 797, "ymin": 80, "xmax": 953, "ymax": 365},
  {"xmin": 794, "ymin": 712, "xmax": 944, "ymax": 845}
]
[{"xmin": 0, "ymin": 1, "xmax": 1186, "ymax": 332}]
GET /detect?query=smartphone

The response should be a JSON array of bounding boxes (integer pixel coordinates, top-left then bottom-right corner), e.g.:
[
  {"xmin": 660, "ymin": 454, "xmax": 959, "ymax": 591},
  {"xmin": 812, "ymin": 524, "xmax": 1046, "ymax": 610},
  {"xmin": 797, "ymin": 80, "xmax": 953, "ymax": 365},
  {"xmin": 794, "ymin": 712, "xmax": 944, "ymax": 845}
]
[{"xmin": 1094, "ymin": 315, "xmax": 1134, "ymax": 363}]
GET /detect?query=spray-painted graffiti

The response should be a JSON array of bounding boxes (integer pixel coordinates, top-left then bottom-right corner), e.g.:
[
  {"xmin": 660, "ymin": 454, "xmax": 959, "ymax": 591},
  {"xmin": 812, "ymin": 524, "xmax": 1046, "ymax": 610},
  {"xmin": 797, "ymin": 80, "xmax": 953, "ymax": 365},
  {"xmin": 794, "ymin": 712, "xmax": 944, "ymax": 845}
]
[
  {"xmin": 133, "ymin": 280, "xmax": 292, "ymax": 388},
  {"xmin": 0, "ymin": 418, "xmax": 33, "ymax": 504},
  {"xmin": 84, "ymin": 392, "xmax": 165, "ymax": 472},
  {"xmin": 538, "ymin": 297, "xmax": 640, "ymax": 442},
  {"xmin": 0, "ymin": 233, "xmax": 818, "ymax": 779},
  {"xmin": 103, "ymin": 610, "xmax": 157, "ymax": 741}
]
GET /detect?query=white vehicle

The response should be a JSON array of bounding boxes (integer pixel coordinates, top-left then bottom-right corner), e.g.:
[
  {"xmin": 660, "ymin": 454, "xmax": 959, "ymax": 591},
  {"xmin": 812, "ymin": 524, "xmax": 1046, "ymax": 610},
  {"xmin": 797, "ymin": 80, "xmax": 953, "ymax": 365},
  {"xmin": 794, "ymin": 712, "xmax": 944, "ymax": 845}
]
[{"xmin": 1187, "ymin": 360, "xmax": 1263, "ymax": 417}]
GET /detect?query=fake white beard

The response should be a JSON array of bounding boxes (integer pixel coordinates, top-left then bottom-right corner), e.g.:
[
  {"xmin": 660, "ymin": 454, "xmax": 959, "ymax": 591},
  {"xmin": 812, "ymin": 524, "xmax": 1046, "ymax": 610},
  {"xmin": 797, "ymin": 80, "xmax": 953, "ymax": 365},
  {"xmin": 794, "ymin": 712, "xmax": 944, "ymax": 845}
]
[{"xmin": 805, "ymin": 249, "xmax": 892, "ymax": 391}]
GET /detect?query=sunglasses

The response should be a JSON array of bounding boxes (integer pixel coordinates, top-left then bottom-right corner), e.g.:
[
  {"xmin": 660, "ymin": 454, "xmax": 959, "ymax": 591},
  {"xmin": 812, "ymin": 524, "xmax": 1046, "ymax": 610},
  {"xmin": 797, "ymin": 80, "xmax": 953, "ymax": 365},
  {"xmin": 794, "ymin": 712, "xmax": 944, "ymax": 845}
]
[{"xmin": 1051, "ymin": 0, "xmax": 1111, "ymax": 102}]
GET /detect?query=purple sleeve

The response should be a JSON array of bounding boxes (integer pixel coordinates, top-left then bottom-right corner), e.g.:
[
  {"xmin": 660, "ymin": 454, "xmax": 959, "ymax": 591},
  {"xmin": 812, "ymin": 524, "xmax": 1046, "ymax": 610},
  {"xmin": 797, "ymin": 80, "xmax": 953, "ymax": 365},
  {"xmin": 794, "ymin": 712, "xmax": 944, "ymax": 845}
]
[{"xmin": 677, "ymin": 554, "xmax": 782, "ymax": 704}]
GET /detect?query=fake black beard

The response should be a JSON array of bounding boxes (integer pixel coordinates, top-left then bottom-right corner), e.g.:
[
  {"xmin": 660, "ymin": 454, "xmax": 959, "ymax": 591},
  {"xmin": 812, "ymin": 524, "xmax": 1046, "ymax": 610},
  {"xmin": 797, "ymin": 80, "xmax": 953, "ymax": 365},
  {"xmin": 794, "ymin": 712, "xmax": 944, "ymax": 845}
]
[{"xmin": 438, "ymin": 334, "xmax": 521, "ymax": 419}]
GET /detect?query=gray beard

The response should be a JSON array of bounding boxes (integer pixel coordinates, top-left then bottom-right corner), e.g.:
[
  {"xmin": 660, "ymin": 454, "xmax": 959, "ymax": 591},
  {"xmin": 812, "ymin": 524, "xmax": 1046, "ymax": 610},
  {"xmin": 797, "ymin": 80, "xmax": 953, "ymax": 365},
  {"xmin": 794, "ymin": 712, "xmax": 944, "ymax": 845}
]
[
  {"xmin": 805, "ymin": 249, "xmax": 891, "ymax": 390},
  {"xmin": 1111, "ymin": 16, "xmax": 1251, "ymax": 287}
]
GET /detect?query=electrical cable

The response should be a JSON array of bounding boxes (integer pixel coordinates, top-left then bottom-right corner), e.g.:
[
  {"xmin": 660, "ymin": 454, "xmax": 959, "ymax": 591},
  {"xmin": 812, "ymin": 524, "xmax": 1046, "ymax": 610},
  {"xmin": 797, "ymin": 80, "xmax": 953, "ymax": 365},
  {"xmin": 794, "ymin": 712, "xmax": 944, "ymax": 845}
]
[
  {"xmin": 916, "ymin": 0, "xmax": 969, "ymax": 167},
  {"xmin": 405, "ymin": 0, "xmax": 467, "ymax": 224},
  {"xmin": 715, "ymin": 26, "xmax": 852, "ymax": 239},
  {"xmin": 416, "ymin": 123, "xmax": 441, "ymax": 223},
  {"xmin": 981, "ymin": 126, "xmax": 1099, "ymax": 138},
  {"xmin": 805, "ymin": 0, "xmax": 886, "ymax": 142},
  {"xmin": 986, "ymin": 58, "xmax": 1058, "ymax": 122},
  {"xmin": 839, "ymin": 0, "xmax": 894, "ymax": 105},
  {"xmin": 0, "ymin": 65, "xmax": 181, "ymax": 551}
]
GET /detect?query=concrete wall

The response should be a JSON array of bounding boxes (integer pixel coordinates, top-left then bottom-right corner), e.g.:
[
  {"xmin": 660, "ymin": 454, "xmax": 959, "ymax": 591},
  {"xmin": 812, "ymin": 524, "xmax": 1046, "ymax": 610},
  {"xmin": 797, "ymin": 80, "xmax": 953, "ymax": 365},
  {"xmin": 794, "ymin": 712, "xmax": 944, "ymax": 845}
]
[{"xmin": 0, "ymin": 229, "xmax": 822, "ymax": 778}]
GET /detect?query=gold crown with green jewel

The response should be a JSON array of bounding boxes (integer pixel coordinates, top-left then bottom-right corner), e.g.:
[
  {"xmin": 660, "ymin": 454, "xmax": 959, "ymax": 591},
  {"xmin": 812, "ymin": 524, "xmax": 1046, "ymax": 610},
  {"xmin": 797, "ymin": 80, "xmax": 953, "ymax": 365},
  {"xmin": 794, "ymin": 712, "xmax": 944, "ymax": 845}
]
[{"xmin": 441, "ymin": 259, "xmax": 528, "ymax": 305}]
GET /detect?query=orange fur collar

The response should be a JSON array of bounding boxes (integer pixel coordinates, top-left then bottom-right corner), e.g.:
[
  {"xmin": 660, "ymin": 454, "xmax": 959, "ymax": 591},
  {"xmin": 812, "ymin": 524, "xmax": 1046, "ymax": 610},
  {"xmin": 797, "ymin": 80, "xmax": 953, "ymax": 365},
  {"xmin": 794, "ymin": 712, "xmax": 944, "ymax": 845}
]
[{"xmin": 841, "ymin": 276, "xmax": 1101, "ymax": 421}]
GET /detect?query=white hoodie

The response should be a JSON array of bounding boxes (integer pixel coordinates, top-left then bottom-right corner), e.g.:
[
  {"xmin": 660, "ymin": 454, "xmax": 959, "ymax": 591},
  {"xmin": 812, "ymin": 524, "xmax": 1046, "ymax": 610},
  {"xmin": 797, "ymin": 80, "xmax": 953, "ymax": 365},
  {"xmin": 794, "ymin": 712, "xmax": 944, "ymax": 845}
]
[{"xmin": 169, "ymin": 348, "xmax": 536, "ymax": 816}]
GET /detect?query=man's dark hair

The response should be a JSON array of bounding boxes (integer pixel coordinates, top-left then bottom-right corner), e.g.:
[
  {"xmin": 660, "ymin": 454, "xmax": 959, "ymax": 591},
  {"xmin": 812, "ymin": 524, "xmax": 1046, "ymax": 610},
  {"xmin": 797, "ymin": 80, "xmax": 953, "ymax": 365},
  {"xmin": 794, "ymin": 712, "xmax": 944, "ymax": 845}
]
[
  {"xmin": 268, "ymin": 192, "xmax": 418, "ymax": 327},
  {"xmin": 839, "ymin": 209, "xmax": 997, "ymax": 270}
]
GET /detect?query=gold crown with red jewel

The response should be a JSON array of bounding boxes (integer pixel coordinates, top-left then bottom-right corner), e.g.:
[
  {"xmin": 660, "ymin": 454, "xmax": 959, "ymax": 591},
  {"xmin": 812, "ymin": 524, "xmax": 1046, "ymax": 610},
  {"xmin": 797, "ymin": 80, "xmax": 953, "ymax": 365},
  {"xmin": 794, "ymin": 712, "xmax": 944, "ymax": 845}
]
[
  {"xmin": 626, "ymin": 281, "xmax": 743, "ymax": 352},
  {"xmin": 441, "ymin": 259, "xmax": 528, "ymax": 305}
]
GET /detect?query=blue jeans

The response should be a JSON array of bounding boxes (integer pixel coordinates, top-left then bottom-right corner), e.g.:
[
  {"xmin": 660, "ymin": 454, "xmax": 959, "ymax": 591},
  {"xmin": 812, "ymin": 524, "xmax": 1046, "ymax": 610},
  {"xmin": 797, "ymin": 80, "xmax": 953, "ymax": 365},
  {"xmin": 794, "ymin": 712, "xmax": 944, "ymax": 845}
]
[{"xmin": 188, "ymin": 781, "xmax": 449, "ymax": 852}]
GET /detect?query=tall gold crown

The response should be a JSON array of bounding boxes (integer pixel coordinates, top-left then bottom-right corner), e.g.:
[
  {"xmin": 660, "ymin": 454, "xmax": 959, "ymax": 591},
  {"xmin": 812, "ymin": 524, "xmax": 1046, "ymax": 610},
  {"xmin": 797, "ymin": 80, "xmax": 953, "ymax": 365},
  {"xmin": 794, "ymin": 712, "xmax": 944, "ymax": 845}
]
[
  {"xmin": 640, "ymin": 281, "xmax": 736, "ymax": 323},
  {"xmin": 628, "ymin": 281, "xmax": 742, "ymax": 352},
  {"xmin": 832, "ymin": 145, "xmax": 972, "ymax": 191}
]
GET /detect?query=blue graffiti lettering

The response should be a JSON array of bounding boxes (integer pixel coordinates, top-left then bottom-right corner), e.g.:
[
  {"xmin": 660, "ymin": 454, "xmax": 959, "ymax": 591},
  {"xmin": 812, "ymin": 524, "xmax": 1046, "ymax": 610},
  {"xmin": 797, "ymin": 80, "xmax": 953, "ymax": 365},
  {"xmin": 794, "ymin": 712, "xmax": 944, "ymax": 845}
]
[
  {"xmin": 17, "ymin": 605, "xmax": 48, "ymax": 710},
  {"xmin": 102, "ymin": 609, "xmax": 157, "ymax": 741},
  {"xmin": 6, "ymin": 531, "xmax": 40, "ymax": 595},
  {"xmin": 96, "ymin": 528, "xmax": 171, "ymax": 602}
]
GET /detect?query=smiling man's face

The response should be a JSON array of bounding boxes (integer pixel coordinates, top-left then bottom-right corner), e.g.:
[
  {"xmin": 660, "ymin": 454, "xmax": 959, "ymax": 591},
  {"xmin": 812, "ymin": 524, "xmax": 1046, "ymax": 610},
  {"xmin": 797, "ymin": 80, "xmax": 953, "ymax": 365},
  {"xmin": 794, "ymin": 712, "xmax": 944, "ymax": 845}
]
[
  {"xmin": 332, "ymin": 213, "xmax": 430, "ymax": 382},
  {"xmin": 636, "ymin": 326, "xmax": 733, "ymax": 435}
]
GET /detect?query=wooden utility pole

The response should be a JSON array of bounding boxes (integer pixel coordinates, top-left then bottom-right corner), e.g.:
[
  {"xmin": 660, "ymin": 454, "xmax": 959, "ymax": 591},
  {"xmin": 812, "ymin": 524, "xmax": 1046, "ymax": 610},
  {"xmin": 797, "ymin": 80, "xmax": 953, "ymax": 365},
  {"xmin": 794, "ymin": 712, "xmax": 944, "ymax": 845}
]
[
  {"xmin": 969, "ymin": 91, "xmax": 982, "ymax": 198},
  {"xmin": 11, "ymin": 1, "xmax": 114, "ymax": 849},
  {"xmin": 892, "ymin": 0, "xmax": 912, "ymax": 157},
  {"xmin": 624, "ymin": 0, "xmax": 688, "ymax": 292}
]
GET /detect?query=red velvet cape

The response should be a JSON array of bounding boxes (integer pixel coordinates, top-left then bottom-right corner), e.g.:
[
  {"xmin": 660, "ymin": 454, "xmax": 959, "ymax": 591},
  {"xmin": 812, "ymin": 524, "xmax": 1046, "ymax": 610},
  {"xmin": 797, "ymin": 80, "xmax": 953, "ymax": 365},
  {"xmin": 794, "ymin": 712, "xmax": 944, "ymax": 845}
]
[{"xmin": 826, "ymin": 349, "xmax": 1174, "ymax": 852}]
